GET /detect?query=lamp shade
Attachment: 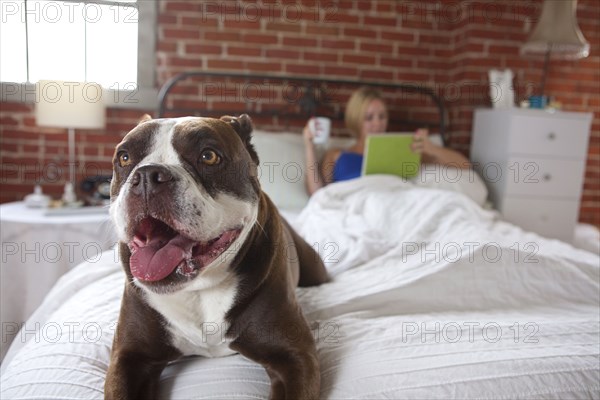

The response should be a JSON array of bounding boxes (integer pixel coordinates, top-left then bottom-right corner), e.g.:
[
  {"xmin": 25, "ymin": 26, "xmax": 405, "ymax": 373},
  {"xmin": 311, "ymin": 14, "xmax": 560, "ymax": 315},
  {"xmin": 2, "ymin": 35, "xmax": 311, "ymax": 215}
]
[
  {"xmin": 35, "ymin": 80, "xmax": 106, "ymax": 129},
  {"xmin": 521, "ymin": 0, "xmax": 589, "ymax": 59}
]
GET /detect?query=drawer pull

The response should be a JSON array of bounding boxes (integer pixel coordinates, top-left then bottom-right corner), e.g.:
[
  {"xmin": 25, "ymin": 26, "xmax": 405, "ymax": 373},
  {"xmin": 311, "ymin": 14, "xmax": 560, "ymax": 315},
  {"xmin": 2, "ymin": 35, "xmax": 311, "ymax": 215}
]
[
  {"xmin": 543, "ymin": 174, "xmax": 551, "ymax": 181},
  {"xmin": 548, "ymin": 132, "xmax": 556, "ymax": 140}
]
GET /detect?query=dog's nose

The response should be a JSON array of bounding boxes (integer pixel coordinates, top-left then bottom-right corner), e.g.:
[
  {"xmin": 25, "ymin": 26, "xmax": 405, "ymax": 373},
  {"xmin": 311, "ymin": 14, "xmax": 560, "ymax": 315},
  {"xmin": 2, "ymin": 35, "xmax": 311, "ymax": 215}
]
[{"xmin": 131, "ymin": 165, "xmax": 174, "ymax": 197}]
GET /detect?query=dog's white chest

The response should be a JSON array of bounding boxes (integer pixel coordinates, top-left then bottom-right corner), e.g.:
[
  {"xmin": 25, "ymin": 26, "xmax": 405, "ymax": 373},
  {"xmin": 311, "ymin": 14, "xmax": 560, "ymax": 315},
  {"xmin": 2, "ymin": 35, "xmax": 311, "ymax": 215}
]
[{"xmin": 145, "ymin": 278, "xmax": 238, "ymax": 358}]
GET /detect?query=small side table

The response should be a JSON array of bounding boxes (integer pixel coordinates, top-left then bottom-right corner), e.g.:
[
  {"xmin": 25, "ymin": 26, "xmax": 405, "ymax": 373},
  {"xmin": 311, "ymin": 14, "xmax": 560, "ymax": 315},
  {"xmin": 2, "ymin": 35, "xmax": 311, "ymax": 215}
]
[{"xmin": 0, "ymin": 202, "xmax": 117, "ymax": 360}]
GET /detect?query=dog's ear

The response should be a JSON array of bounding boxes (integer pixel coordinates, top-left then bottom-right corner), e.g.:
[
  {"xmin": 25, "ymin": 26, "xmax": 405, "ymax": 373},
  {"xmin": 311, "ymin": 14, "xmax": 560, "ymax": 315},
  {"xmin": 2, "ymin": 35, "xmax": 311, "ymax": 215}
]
[
  {"xmin": 138, "ymin": 114, "xmax": 152, "ymax": 124},
  {"xmin": 221, "ymin": 114, "xmax": 253, "ymax": 142},
  {"xmin": 221, "ymin": 114, "xmax": 259, "ymax": 164}
]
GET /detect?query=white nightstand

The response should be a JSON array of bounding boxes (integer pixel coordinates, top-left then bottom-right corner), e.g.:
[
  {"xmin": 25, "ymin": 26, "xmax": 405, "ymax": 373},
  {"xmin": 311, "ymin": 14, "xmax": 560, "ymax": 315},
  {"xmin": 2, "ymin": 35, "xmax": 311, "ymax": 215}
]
[
  {"xmin": 0, "ymin": 202, "xmax": 117, "ymax": 360},
  {"xmin": 471, "ymin": 108, "xmax": 592, "ymax": 242}
]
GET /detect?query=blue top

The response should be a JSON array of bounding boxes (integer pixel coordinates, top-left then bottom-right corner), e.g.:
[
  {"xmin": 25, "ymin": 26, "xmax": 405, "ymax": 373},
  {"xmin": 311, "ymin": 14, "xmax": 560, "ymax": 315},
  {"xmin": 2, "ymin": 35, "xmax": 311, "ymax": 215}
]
[{"xmin": 332, "ymin": 152, "xmax": 363, "ymax": 182}]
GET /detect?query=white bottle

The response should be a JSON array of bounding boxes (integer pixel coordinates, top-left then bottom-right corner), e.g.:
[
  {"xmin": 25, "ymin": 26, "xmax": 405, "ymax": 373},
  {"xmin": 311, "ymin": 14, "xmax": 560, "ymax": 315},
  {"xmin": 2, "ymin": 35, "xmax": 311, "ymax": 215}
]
[
  {"xmin": 62, "ymin": 182, "xmax": 77, "ymax": 205},
  {"xmin": 24, "ymin": 185, "xmax": 51, "ymax": 208}
]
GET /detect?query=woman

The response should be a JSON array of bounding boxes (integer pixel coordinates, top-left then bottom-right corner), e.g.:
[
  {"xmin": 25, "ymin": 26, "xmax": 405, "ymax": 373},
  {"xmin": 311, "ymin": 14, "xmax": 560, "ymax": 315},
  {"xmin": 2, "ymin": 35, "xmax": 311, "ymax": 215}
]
[{"xmin": 303, "ymin": 86, "xmax": 471, "ymax": 195}]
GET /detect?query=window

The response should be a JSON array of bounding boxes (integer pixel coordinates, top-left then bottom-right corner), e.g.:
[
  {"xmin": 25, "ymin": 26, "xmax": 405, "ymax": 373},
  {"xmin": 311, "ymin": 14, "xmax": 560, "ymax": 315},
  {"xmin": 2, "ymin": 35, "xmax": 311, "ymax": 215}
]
[{"xmin": 0, "ymin": 0, "xmax": 156, "ymax": 108}]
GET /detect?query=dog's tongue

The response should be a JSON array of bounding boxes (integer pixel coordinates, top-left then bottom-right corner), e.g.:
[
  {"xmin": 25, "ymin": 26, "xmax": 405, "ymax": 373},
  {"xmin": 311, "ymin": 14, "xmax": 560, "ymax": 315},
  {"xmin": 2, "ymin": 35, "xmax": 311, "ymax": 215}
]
[{"xmin": 130, "ymin": 232, "xmax": 195, "ymax": 282}]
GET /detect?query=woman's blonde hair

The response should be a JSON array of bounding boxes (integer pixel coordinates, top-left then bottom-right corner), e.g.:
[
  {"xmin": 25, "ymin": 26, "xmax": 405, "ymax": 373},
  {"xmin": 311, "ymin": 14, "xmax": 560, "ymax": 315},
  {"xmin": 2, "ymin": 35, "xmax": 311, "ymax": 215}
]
[{"xmin": 344, "ymin": 86, "xmax": 386, "ymax": 138}]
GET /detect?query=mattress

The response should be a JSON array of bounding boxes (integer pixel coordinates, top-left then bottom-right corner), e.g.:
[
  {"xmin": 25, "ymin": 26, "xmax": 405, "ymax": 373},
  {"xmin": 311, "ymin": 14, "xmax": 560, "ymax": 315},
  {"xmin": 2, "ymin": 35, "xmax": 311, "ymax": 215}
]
[{"xmin": 2, "ymin": 176, "xmax": 599, "ymax": 399}]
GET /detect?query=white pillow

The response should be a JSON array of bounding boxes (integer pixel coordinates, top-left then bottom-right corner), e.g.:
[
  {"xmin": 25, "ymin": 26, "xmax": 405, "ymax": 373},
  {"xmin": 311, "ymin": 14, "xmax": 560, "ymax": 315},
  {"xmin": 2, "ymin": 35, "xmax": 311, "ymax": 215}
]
[
  {"xmin": 411, "ymin": 165, "xmax": 488, "ymax": 207},
  {"xmin": 251, "ymin": 131, "xmax": 357, "ymax": 210}
]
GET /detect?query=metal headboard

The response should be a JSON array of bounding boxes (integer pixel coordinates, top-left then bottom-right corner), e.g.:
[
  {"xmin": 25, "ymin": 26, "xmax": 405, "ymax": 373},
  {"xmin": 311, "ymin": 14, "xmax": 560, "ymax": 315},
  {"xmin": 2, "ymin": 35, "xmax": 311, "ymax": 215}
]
[{"xmin": 157, "ymin": 71, "xmax": 447, "ymax": 142}]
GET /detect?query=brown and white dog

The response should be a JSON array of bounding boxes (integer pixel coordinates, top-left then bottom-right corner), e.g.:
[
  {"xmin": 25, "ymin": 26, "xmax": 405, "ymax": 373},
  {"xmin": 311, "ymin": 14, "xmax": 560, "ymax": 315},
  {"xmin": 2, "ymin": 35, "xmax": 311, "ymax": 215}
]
[{"xmin": 105, "ymin": 114, "xmax": 328, "ymax": 399}]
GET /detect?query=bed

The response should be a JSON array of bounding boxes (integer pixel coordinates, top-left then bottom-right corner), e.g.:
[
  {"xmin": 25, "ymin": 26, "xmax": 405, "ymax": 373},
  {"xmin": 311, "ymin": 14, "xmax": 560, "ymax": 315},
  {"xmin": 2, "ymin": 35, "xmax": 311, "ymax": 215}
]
[{"xmin": 1, "ymin": 74, "xmax": 599, "ymax": 399}]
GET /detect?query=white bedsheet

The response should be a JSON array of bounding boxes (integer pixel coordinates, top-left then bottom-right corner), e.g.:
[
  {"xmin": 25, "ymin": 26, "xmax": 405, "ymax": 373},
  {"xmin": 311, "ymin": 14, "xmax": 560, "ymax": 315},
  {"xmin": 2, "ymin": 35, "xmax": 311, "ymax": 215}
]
[{"xmin": 2, "ymin": 176, "xmax": 599, "ymax": 399}]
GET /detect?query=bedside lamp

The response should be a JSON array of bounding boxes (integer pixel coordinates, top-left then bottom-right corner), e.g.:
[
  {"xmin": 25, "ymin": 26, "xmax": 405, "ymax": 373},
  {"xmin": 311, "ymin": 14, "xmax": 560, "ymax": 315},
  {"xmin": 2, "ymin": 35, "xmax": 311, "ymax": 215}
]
[
  {"xmin": 521, "ymin": 0, "xmax": 590, "ymax": 102},
  {"xmin": 35, "ymin": 80, "xmax": 106, "ymax": 204}
]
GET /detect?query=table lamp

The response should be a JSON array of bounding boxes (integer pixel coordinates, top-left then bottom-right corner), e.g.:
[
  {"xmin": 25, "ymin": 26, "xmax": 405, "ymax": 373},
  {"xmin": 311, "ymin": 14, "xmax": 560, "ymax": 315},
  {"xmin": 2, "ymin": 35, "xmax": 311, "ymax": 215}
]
[
  {"xmin": 520, "ymin": 0, "xmax": 590, "ymax": 106},
  {"xmin": 35, "ymin": 80, "xmax": 106, "ymax": 204}
]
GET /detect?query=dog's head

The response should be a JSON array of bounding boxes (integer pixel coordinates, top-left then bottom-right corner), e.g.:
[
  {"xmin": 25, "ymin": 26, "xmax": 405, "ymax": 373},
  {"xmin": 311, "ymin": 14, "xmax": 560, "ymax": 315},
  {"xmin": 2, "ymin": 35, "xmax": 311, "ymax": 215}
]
[{"xmin": 110, "ymin": 114, "xmax": 260, "ymax": 293}]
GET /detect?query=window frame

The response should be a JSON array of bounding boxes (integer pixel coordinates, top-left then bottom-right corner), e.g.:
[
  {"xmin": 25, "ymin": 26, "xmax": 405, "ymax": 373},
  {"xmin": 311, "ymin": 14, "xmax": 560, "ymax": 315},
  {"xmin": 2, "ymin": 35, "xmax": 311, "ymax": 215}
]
[{"xmin": 0, "ymin": 0, "xmax": 158, "ymax": 110}]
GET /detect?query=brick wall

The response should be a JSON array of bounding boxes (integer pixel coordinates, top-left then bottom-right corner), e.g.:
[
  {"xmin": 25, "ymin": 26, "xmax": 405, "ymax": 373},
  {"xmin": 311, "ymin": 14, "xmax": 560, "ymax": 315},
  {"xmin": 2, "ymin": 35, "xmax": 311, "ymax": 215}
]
[{"xmin": 1, "ymin": 0, "xmax": 599, "ymax": 226}]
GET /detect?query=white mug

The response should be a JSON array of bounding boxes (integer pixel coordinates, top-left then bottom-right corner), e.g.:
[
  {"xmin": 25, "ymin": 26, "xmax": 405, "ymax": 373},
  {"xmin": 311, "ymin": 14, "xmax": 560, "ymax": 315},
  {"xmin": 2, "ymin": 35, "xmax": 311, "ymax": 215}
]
[{"xmin": 308, "ymin": 117, "xmax": 331, "ymax": 145}]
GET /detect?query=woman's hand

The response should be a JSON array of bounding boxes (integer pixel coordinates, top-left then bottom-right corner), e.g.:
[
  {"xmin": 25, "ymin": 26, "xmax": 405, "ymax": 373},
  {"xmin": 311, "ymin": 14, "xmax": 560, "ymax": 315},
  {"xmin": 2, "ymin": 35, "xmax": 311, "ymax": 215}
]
[
  {"xmin": 303, "ymin": 118, "xmax": 323, "ymax": 194},
  {"xmin": 411, "ymin": 128, "xmax": 471, "ymax": 168},
  {"xmin": 411, "ymin": 128, "xmax": 433, "ymax": 155},
  {"xmin": 303, "ymin": 119, "xmax": 316, "ymax": 146}
]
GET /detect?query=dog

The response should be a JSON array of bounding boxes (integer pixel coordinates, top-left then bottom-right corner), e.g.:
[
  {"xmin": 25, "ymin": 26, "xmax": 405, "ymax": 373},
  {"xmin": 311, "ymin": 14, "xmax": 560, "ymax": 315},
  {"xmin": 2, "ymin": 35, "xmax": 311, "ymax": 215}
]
[{"xmin": 105, "ymin": 114, "xmax": 329, "ymax": 399}]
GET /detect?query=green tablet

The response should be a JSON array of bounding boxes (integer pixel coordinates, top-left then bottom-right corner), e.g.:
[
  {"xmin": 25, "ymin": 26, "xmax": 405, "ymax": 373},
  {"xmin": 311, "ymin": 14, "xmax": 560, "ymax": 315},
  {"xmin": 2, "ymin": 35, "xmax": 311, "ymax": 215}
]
[{"xmin": 361, "ymin": 133, "xmax": 421, "ymax": 179}]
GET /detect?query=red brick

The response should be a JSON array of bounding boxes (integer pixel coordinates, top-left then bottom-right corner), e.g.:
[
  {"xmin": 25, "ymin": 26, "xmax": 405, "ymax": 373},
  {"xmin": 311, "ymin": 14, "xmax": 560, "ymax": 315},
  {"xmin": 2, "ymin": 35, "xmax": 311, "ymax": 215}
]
[
  {"xmin": 243, "ymin": 34, "xmax": 279, "ymax": 45},
  {"xmin": 206, "ymin": 59, "xmax": 245, "ymax": 70},
  {"xmin": 171, "ymin": 100, "xmax": 209, "ymax": 111},
  {"xmin": 157, "ymin": 41, "xmax": 177, "ymax": 52},
  {"xmin": 81, "ymin": 133, "xmax": 124, "ymax": 144},
  {"xmin": 1, "ymin": 130, "xmax": 41, "ymax": 140},
  {"xmin": 359, "ymin": 42, "xmax": 394, "ymax": 53},
  {"xmin": 466, "ymin": 29, "xmax": 508, "ymax": 40},
  {"xmin": 381, "ymin": 57, "xmax": 413, "ymax": 68},
  {"xmin": 157, "ymin": 14, "xmax": 178, "ymax": 25},
  {"xmin": 360, "ymin": 69, "xmax": 394, "ymax": 81},
  {"xmin": 334, "ymin": 1, "xmax": 354, "ymax": 10},
  {"xmin": 303, "ymin": 51, "xmax": 338, "ymax": 63},
  {"xmin": 396, "ymin": 72, "xmax": 431, "ymax": 82},
  {"xmin": 282, "ymin": 37, "xmax": 318, "ymax": 47},
  {"xmin": 223, "ymin": 20, "xmax": 261, "ymax": 30},
  {"xmin": 397, "ymin": 46, "xmax": 431, "ymax": 57},
  {"xmin": 181, "ymin": 16, "xmax": 218, "ymax": 28},
  {"xmin": 185, "ymin": 44, "xmax": 222, "ymax": 55},
  {"xmin": 402, "ymin": 19, "xmax": 434, "ymax": 30},
  {"xmin": 107, "ymin": 109, "xmax": 154, "ymax": 120},
  {"xmin": 323, "ymin": 66, "xmax": 358, "ymax": 77},
  {"xmin": 342, "ymin": 54, "xmax": 374, "ymax": 65},
  {"xmin": 376, "ymin": 2, "xmax": 394, "ymax": 13},
  {"xmin": 83, "ymin": 146, "xmax": 100, "ymax": 156},
  {"xmin": 211, "ymin": 102, "xmax": 250, "ymax": 112},
  {"xmin": 420, "ymin": 34, "xmax": 451, "ymax": 45},
  {"xmin": 0, "ymin": 116, "xmax": 19, "ymax": 126},
  {"xmin": 380, "ymin": 31, "xmax": 415, "ymax": 43},
  {"xmin": 228, "ymin": 46, "xmax": 262, "ymax": 57},
  {"xmin": 321, "ymin": 39, "xmax": 355, "ymax": 50},
  {"xmin": 343, "ymin": 27, "xmax": 377, "ymax": 39},
  {"xmin": 246, "ymin": 62, "xmax": 283, "ymax": 72},
  {"xmin": 285, "ymin": 64, "xmax": 321, "ymax": 75},
  {"xmin": 266, "ymin": 22, "xmax": 302, "ymax": 33},
  {"xmin": 419, "ymin": 59, "xmax": 449, "ymax": 70},
  {"xmin": 364, "ymin": 16, "xmax": 398, "ymax": 27},
  {"xmin": 163, "ymin": 1, "xmax": 203, "ymax": 12},
  {"xmin": 204, "ymin": 31, "xmax": 242, "ymax": 42},
  {"xmin": 356, "ymin": 2, "xmax": 372, "ymax": 11},
  {"xmin": 162, "ymin": 28, "xmax": 201, "ymax": 40},
  {"xmin": 265, "ymin": 49, "xmax": 301, "ymax": 60},
  {"xmin": 488, "ymin": 44, "xmax": 519, "ymax": 55},
  {"xmin": 0, "ymin": 102, "xmax": 32, "ymax": 113},
  {"xmin": 167, "ymin": 57, "xmax": 203, "ymax": 68},
  {"xmin": 170, "ymin": 84, "xmax": 199, "ymax": 96},
  {"xmin": 331, "ymin": 13, "xmax": 360, "ymax": 24},
  {"xmin": 305, "ymin": 25, "xmax": 339, "ymax": 36}
]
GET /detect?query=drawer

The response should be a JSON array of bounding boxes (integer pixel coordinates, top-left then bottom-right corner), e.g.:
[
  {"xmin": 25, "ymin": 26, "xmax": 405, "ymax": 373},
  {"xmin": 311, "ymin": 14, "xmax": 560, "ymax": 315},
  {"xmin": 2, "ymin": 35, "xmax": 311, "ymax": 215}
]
[
  {"xmin": 508, "ymin": 115, "xmax": 590, "ymax": 158},
  {"xmin": 504, "ymin": 156, "xmax": 586, "ymax": 198},
  {"xmin": 501, "ymin": 197, "xmax": 579, "ymax": 242}
]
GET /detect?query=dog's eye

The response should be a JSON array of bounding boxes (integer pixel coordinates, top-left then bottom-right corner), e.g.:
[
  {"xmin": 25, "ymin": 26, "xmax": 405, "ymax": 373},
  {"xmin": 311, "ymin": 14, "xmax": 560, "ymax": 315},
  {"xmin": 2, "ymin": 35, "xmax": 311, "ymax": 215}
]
[
  {"xmin": 118, "ymin": 152, "xmax": 132, "ymax": 167},
  {"xmin": 200, "ymin": 149, "xmax": 221, "ymax": 166}
]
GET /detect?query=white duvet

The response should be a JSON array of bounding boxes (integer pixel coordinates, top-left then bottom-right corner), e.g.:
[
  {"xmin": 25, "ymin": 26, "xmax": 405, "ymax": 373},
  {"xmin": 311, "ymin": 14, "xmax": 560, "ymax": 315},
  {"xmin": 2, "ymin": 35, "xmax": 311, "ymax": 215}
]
[{"xmin": 2, "ymin": 176, "xmax": 599, "ymax": 399}]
